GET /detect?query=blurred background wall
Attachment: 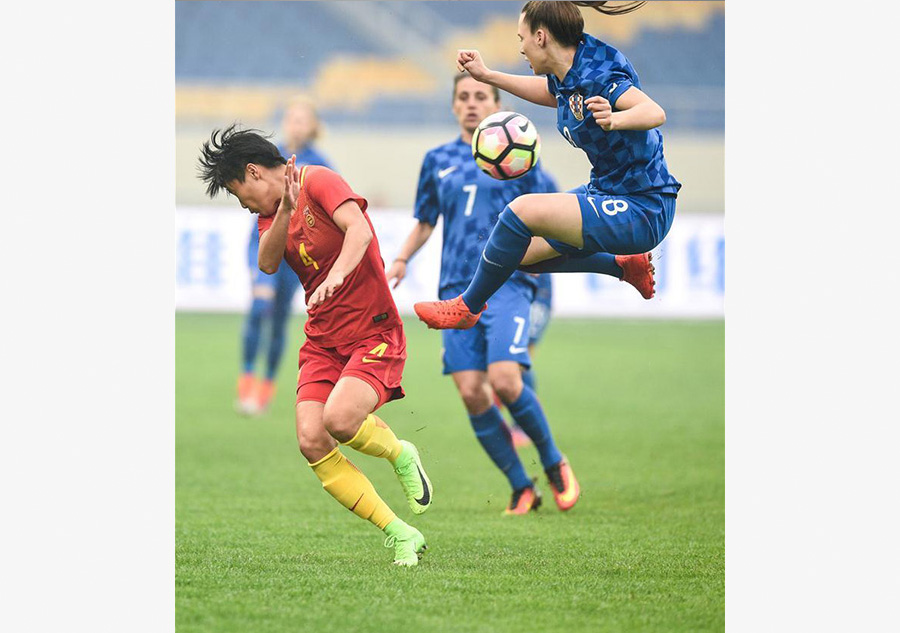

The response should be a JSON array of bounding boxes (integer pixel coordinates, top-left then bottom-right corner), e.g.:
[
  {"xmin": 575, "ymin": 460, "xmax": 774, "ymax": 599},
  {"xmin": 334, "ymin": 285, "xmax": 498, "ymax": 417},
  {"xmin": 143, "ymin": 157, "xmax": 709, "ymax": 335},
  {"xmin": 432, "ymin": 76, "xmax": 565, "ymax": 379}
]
[{"xmin": 175, "ymin": 1, "xmax": 724, "ymax": 316}]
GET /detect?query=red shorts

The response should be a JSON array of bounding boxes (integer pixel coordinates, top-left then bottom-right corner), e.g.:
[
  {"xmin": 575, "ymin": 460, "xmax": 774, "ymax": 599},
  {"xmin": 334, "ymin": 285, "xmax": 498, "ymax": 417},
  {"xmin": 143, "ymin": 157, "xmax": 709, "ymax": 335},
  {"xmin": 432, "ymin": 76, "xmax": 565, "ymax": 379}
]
[{"xmin": 296, "ymin": 324, "xmax": 407, "ymax": 409}]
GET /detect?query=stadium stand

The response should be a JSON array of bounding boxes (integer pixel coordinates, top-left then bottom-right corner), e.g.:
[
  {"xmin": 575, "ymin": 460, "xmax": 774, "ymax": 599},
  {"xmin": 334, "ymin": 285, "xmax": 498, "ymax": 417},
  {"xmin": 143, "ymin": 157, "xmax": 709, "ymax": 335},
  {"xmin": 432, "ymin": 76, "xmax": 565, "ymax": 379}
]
[{"xmin": 176, "ymin": 1, "xmax": 723, "ymax": 130}]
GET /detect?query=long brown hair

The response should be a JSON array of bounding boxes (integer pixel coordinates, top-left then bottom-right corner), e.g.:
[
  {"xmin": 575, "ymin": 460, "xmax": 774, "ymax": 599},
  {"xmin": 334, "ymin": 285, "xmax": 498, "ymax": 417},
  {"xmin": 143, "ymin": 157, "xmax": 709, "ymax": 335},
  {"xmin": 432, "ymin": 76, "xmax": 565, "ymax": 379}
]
[
  {"xmin": 521, "ymin": 1, "xmax": 646, "ymax": 47},
  {"xmin": 572, "ymin": 1, "xmax": 647, "ymax": 16}
]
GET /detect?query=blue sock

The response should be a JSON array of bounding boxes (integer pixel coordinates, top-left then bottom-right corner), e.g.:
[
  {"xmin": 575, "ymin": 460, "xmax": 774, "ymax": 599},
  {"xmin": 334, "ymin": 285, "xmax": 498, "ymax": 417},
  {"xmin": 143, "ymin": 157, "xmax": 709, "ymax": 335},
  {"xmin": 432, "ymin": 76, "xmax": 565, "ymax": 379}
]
[
  {"xmin": 265, "ymin": 294, "xmax": 292, "ymax": 380},
  {"xmin": 522, "ymin": 367, "xmax": 537, "ymax": 393},
  {"xmin": 507, "ymin": 385, "xmax": 563, "ymax": 470},
  {"xmin": 461, "ymin": 206, "xmax": 532, "ymax": 312},
  {"xmin": 241, "ymin": 297, "xmax": 273, "ymax": 373},
  {"xmin": 469, "ymin": 406, "xmax": 532, "ymax": 491},
  {"xmin": 520, "ymin": 252, "xmax": 622, "ymax": 277}
]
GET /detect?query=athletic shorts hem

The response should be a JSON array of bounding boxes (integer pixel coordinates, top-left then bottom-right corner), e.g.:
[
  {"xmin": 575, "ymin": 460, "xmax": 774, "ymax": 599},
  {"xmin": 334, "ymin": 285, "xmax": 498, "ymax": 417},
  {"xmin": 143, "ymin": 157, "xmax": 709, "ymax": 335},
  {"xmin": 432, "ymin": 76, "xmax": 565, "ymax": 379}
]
[{"xmin": 342, "ymin": 369, "xmax": 405, "ymax": 410}]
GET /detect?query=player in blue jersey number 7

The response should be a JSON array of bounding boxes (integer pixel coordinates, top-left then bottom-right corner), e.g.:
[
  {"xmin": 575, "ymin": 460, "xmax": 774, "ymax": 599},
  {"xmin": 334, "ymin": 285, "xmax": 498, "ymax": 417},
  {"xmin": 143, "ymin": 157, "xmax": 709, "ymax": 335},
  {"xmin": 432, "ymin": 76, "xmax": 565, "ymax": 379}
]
[
  {"xmin": 414, "ymin": 1, "xmax": 681, "ymax": 330},
  {"xmin": 388, "ymin": 75, "xmax": 579, "ymax": 514}
]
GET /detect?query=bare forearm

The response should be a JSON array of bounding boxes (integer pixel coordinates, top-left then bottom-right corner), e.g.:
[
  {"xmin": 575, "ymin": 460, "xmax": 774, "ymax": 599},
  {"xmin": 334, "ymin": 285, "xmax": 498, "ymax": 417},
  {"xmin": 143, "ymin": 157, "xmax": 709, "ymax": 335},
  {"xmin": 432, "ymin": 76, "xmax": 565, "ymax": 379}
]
[
  {"xmin": 485, "ymin": 71, "xmax": 556, "ymax": 108},
  {"xmin": 611, "ymin": 101, "xmax": 666, "ymax": 131},
  {"xmin": 396, "ymin": 222, "xmax": 435, "ymax": 262},
  {"xmin": 258, "ymin": 210, "xmax": 291, "ymax": 273},
  {"xmin": 330, "ymin": 222, "xmax": 373, "ymax": 278}
]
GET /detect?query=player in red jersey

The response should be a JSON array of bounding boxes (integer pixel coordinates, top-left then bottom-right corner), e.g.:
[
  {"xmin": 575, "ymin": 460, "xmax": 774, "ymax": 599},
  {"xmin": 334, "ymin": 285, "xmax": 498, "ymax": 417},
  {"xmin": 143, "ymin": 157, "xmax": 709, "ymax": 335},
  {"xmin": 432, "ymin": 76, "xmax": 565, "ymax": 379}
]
[{"xmin": 198, "ymin": 126, "xmax": 433, "ymax": 566}]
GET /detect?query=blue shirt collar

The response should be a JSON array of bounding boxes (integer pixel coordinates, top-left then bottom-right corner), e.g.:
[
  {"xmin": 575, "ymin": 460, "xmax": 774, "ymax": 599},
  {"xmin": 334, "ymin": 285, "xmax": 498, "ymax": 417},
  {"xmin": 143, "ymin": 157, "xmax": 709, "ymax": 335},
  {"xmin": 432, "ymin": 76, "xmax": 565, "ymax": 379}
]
[{"xmin": 557, "ymin": 33, "xmax": 588, "ymax": 90}]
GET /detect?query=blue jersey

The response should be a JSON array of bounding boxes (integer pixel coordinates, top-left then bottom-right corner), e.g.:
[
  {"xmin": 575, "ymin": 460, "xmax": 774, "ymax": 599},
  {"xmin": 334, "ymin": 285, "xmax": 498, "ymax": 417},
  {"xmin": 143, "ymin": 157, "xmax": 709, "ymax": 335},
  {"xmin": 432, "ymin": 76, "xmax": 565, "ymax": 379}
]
[
  {"xmin": 546, "ymin": 32, "xmax": 680, "ymax": 196},
  {"xmin": 414, "ymin": 136, "xmax": 557, "ymax": 293},
  {"xmin": 277, "ymin": 144, "xmax": 333, "ymax": 171}
]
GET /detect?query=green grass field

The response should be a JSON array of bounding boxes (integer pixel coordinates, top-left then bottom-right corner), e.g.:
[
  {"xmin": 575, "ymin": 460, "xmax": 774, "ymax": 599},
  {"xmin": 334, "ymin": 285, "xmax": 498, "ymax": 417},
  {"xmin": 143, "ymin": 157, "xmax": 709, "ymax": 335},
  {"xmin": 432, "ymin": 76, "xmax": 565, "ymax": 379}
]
[{"xmin": 176, "ymin": 313, "xmax": 724, "ymax": 632}]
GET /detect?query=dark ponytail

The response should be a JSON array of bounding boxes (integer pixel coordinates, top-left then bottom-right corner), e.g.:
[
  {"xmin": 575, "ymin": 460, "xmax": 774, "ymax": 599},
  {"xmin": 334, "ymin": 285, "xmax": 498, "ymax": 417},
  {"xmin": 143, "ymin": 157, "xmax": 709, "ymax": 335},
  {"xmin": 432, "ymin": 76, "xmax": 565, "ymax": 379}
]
[
  {"xmin": 521, "ymin": 2, "xmax": 646, "ymax": 48},
  {"xmin": 572, "ymin": 1, "xmax": 647, "ymax": 16}
]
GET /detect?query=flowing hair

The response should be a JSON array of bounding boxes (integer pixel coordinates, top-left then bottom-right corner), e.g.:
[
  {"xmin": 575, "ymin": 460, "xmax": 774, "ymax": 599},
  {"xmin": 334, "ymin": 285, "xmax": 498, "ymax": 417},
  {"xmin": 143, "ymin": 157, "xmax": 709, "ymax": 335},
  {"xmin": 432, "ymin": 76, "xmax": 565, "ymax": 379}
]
[
  {"xmin": 521, "ymin": 2, "xmax": 646, "ymax": 47},
  {"xmin": 572, "ymin": 1, "xmax": 647, "ymax": 16}
]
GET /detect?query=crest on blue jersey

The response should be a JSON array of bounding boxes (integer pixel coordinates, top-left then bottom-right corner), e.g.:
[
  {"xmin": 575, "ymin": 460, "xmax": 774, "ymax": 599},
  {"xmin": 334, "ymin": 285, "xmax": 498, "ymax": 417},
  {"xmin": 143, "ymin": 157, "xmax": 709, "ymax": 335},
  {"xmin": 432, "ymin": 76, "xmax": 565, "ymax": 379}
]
[{"xmin": 568, "ymin": 92, "xmax": 584, "ymax": 121}]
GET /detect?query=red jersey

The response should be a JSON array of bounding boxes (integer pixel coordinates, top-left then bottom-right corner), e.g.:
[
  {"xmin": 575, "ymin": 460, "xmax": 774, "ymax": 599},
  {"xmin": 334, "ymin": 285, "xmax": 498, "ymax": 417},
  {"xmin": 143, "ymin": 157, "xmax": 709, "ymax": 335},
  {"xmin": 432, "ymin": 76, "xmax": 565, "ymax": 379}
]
[{"xmin": 257, "ymin": 165, "xmax": 402, "ymax": 347}]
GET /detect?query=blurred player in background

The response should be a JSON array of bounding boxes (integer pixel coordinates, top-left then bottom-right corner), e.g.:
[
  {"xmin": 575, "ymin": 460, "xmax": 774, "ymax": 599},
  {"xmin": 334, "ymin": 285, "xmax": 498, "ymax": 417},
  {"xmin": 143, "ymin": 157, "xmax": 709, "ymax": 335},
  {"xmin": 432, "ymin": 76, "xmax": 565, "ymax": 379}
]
[
  {"xmin": 387, "ymin": 75, "xmax": 579, "ymax": 514},
  {"xmin": 200, "ymin": 127, "xmax": 432, "ymax": 566},
  {"xmin": 237, "ymin": 97, "xmax": 334, "ymax": 415},
  {"xmin": 525, "ymin": 273, "xmax": 552, "ymax": 384},
  {"xmin": 415, "ymin": 0, "xmax": 679, "ymax": 330}
]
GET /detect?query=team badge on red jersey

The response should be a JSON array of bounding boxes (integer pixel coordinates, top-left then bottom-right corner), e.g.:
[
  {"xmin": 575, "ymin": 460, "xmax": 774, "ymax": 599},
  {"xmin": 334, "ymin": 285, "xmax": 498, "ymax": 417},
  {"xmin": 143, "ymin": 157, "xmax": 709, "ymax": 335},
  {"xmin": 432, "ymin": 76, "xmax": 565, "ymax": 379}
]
[
  {"xmin": 568, "ymin": 92, "xmax": 584, "ymax": 121},
  {"xmin": 303, "ymin": 205, "xmax": 315, "ymax": 227}
]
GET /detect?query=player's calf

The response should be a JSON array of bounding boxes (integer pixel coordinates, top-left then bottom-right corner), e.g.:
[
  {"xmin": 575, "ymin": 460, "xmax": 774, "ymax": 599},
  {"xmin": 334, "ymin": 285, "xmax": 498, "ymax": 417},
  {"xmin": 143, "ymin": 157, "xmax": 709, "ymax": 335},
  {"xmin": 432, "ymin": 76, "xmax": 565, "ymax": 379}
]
[{"xmin": 339, "ymin": 414, "xmax": 433, "ymax": 514}]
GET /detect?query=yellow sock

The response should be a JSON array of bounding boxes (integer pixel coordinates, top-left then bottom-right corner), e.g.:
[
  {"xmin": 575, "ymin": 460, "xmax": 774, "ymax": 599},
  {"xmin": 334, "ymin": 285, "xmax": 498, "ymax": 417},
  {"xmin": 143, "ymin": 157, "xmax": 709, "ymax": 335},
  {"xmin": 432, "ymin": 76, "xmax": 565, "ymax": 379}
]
[
  {"xmin": 309, "ymin": 447, "xmax": 396, "ymax": 529},
  {"xmin": 342, "ymin": 414, "xmax": 403, "ymax": 462}
]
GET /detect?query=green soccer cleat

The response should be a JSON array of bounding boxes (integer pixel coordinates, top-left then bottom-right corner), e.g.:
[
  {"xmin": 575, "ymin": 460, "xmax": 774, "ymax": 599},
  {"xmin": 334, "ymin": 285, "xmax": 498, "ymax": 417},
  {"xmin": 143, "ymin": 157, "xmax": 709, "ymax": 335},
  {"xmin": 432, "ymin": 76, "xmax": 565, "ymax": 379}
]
[
  {"xmin": 383, "ymin": 520, "xmax": 427, "ymax": 567},
  {"xmin": 393, "ymin": 440, "xmax": 433, "ymax": 515}
]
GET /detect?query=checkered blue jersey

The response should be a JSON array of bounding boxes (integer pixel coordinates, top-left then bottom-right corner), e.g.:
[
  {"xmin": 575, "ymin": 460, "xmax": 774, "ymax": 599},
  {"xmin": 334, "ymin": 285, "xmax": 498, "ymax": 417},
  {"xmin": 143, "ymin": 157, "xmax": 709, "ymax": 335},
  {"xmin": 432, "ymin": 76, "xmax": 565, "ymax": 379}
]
[
  {"xmin": 546, "ymin": 32, "xmax": 680, "ymax": 196},
  {"xmin": 414, "ymin": 136, "xmax": 557, "ymax": 293}
]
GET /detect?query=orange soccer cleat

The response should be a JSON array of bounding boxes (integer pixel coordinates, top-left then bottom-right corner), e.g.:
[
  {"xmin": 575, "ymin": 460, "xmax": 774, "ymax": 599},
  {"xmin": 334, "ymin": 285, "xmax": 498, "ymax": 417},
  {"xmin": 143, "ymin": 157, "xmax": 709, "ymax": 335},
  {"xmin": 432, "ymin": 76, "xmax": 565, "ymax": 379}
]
[
  {"xmin": 235, "ymin": 372, "xmax": 258, "ymax": 415},
  {"xmin": 255, "ymin": 379, "xmax": 276, "ymax": 413},
  {"xmin": 414, "ymin": 295, "xmax": 485, "ymax": 330},
  {"xmin": 545, "ymin": 457, "xmax": 581, "ymax": 511},
  {"xmin": 504, "ymin": 485, "xmax": 542, "ymax": 515},
  {"xmin": 615, "ymin": 252, "xmax": 656, "ymax": 299}
]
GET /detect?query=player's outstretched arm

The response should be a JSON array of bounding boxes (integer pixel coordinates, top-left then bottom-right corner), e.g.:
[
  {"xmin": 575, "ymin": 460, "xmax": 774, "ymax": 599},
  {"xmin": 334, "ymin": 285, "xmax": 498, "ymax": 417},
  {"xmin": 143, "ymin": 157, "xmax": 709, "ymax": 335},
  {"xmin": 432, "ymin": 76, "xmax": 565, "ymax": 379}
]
[
  {"xmin": 457, "ymin": 49, "xmax": 556, "ymax": 108},
  {"xmin": 585, "ymin": 87, "xmax": 666, "ymax": 132},
  {"xmin": 306, "ymin": 200, "xmax": 372, "ymax": 308},
  {"xmin": 259, "ymin": 155, "xmax": 300, "ymax": 273},
  {"xmin": 386, "ymin": 221, "xmax": 435, "ymax": 289}
]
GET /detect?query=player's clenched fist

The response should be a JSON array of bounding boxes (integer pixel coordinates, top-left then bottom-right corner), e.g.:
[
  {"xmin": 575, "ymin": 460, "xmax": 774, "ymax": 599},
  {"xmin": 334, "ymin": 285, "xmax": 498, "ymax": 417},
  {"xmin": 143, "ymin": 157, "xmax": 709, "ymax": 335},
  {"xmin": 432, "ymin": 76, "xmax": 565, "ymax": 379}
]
[
  {"xmin": 457, "ymin": 49, "xmax": 490, "ymax": 81},
  {"xmin": 585, "ymin": 96, "xmax": 614, "ymax": 131}
]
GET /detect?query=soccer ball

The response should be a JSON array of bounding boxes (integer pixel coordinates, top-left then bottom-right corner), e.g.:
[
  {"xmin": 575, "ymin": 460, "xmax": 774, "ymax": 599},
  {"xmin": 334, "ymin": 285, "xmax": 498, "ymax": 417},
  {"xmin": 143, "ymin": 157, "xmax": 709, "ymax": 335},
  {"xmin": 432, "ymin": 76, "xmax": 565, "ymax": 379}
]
[{"xmin": 471, "ymin": 111, "xmax": 541, "ymax": 180}]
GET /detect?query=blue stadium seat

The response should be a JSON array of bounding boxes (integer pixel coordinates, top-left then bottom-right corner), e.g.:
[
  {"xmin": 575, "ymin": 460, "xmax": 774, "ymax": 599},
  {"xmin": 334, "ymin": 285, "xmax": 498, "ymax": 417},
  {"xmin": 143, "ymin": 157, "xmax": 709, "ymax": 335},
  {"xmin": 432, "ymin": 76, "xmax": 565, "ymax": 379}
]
[{"xmin": 176, "ymin": 2, "xmax": 724, "ymax": 130}]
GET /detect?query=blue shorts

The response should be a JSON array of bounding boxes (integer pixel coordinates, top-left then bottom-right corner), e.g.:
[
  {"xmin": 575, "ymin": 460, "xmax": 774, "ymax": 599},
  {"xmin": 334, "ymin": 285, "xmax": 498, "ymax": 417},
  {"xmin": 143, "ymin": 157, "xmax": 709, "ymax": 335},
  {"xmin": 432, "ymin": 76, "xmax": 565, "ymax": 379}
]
[
  {"xmin": 252, "ymin": 264, "xmax": 302, "ymax": 300},
  {"xmin": 528, "ymin": 274, "xmax": 552, "ymax": 346},
  {"xmin": 439, "ymin": 279, "xmax": 535, "ymax": 375},
  {"xmin": 547, "ymin": 186, "xmax": 677, "ymax": 256}
]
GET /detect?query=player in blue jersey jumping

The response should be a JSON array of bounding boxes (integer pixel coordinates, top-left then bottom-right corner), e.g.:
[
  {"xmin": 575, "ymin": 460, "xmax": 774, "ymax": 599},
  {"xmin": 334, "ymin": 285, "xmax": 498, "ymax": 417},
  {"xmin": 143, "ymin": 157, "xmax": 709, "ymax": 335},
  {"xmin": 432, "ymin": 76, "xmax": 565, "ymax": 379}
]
[
  {"xmin": 236, "ymin": 96, "xmax": 334, "ymax": 415},
  {"xmin": 414, "ymin": 0, "xmax": 680, "ymax": 330},
  {"xmin": 387, "ymin": 75, "xmax": 579, "ymax": 514}
]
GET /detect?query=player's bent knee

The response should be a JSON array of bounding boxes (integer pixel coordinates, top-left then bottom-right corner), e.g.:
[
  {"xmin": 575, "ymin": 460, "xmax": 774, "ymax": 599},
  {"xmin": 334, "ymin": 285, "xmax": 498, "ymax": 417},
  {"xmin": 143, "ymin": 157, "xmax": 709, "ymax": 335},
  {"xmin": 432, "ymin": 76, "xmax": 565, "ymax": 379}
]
[
  {"xmin": 508, "ymin": 193, "xmax": 535, "ymax": 212},
  {"xmin": 455, "ymin": 379, "xmax": 492, "ymax": 414},
  {"xmin": 491, "ymin": 373, "xmax": 523, "ymax": 404},
  {"xmin": 508, "ymin": 194, "xmax": 543, "ymax": 222},
  {"xmin": 460, "ymin": 391, "xmax": 492, "ymax": 415},
  {"xmin": 297, "ymin": 431, "xmax": 334, "ymax": 463},
  {"xmin": 252, "ymin": 285, "xmax": 277, "ymax": 301},
  {"xmin": 321, "ymin": 403, "xmax": 366, "ymax": 443}
]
